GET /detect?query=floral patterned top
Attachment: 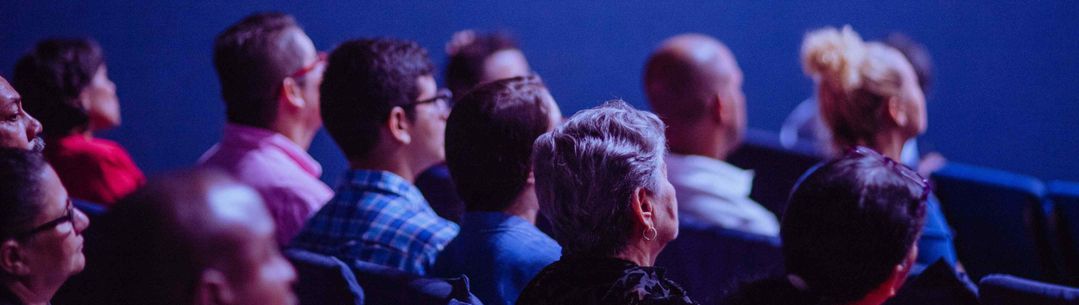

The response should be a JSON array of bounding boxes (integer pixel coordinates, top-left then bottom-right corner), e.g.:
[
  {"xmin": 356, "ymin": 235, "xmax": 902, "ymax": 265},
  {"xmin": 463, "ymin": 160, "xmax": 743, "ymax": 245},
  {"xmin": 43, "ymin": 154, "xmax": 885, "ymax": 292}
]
[{"xmin": 516, "ymin": 256, "xmax": 699, "ymax": 305}]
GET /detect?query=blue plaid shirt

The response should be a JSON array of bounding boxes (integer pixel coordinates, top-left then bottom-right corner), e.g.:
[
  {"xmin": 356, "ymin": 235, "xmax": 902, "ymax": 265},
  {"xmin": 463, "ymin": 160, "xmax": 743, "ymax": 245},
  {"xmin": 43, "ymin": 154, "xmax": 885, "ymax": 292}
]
[{"xmin": 291, "ymin": 169, "xmax": 459, "ymax": 275}]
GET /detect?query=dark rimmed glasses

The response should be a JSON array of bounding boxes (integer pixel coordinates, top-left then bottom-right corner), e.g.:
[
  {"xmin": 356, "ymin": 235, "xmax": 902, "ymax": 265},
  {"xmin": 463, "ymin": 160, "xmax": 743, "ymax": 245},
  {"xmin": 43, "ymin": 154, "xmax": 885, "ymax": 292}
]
[
  {"xmin": 402, "ymin": 89, "xmax": 453, "ymax": 112},
  {"xmin": 14, "ymin": 199, "xmax": 76, "ymax": 240},
  {"xmin": 848, "ymin": 146, "xmax": 933, "ymax": 202}
]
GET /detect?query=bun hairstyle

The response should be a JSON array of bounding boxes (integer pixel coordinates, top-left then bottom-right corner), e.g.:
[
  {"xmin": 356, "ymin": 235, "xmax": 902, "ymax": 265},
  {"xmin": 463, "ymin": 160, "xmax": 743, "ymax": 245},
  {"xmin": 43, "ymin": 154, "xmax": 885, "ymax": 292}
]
[{"xmin": 801, "ymin": 26, "xmax": 910, "ymax": 151}]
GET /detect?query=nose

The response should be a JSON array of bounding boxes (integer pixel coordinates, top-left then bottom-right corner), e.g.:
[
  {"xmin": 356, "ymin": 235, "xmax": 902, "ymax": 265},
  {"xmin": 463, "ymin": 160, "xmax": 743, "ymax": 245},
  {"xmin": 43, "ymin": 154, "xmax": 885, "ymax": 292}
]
[
  {"xmin": 73, "ymin": 209, "xmax": 90, "ymax": 233},
  {"xmin": 24, "ymin": 112, "xmax": 42, "ymax": 139}
]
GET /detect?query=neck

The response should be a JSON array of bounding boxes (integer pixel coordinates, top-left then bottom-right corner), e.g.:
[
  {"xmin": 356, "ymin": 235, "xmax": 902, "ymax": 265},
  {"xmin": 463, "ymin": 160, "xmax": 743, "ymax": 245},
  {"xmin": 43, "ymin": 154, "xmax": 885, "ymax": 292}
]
[
  {"xmin": 871, "ymin": 130, "xmax": 908, "ymax": 161},
  {"xmin": 614, "ymin": 239, "xmax": 656, "ymax": 267},
  {"xmin": 4, "ymin": 279, "xmax": 54, "ymax": 305},
  {"xmin": 666, "ymin": 123, "xmax": 730, "ymax": 160},
  {"xmin": 502, "ymin": 186, "xmax": 539, "ymax": 224},
  {"xmin": 350, "ymin": 149, "xmax": 417, "ymax": 183},
  {"xmin": 270, "ymin": 120, "xmax": 315, "ymax": 150}
]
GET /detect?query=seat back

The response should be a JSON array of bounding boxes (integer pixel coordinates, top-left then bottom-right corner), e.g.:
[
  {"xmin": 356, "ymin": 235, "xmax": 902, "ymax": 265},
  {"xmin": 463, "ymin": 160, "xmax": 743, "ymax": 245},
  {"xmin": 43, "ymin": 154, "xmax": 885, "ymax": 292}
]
[
  {"xmin": 655, "ymin": 221, "xmax": 784, "ymax": 305},
  {"xmin": 350, "ymin": 260, "xmax": 483, "ymax": 305},
  {"xmin": 1048, "ymin": 180, "xmax": 1079, "ymax": 284},
  {"xmin": 979, "ymin": 274, "xmax": 1079, "ymax": 305},
  {"xmin": 727, "ymin": 129, "xmax": 824, "ymax": 219},
  {"xmin": 931, "ymin": 163, "xmax": 1053, "ymax": 281},
  {"xmin": 284, "ymin": 249, "xmax": 365, "ymax": 305}
]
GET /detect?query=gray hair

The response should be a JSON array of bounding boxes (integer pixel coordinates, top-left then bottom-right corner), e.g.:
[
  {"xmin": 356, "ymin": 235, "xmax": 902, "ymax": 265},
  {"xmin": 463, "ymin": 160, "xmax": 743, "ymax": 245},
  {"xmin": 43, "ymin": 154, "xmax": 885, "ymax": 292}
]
[{"xmin": 532, "ymin": 100, "xmax": 668, "ymax": 258}]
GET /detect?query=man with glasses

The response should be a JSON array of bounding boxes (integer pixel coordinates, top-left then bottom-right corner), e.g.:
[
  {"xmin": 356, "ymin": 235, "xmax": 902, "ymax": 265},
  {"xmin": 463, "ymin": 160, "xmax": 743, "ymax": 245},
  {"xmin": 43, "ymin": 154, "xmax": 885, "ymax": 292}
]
[
  {"xmin": 198, "ymin": 12, "xmax": 332, "ymax": 246},
  {"xmin": 291, "ymin": 38, "xmax": 458, "ymax": 276},
  {"xmin": 0, "ymin": 148, "xmax": 90, "ymax": 305}
]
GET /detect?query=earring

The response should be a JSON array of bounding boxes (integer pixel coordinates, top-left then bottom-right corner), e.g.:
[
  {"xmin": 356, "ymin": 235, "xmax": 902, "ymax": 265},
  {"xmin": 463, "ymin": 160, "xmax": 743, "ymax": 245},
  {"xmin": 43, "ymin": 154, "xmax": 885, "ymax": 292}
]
[{"xmin": 643, "ymin": 226, "xmax": 658, "ymax": 241}]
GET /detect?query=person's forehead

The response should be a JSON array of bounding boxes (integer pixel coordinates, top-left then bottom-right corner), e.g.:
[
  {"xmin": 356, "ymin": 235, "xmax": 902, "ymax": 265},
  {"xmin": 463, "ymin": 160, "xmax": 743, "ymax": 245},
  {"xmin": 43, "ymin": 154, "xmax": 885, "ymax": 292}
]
[{"xmin": 0, "ymin": 79, "xmax": 19, "ymax": 106}]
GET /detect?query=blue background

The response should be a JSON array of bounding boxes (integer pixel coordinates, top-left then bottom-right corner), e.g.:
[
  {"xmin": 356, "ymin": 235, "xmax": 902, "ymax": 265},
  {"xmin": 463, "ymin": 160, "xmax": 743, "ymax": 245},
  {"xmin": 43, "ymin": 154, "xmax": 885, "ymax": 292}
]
[{"xmin": 1, "ymin": 1, "xmax": 1076, "ymax": 184}]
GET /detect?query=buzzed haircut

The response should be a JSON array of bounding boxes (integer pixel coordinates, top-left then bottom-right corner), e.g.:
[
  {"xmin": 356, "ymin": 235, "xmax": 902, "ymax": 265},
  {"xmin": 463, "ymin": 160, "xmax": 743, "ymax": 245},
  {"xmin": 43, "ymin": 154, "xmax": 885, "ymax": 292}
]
[
  {"xmin": 643, "ymin": 41, "xmax": 727, "ymax": 123},
  {"xmin": 445, "ymin": 75, "xmax": 554, "ymax": 212},
  {"xmin": 320, "ymin": 38, "xmax": 436, "ymax": 161},
  {"xmin": 213, "ymin": 12, "xmax": 305, "ymax": 128}
]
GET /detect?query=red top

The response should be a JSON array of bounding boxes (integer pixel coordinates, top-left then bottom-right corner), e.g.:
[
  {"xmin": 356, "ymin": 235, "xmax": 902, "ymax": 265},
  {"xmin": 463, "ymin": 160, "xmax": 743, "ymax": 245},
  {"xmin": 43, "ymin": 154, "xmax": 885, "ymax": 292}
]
[{"xmin": 45, "ymin": 134, "xmax": 145, "ymax": 206}]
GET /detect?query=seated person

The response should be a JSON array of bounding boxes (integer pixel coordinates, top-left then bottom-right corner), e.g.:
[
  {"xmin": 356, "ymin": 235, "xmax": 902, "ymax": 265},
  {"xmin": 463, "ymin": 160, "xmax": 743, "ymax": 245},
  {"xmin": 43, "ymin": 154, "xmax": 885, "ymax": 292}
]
[
  {"xmin": 727, "ymin": 147, "xmax": 928, "ymax": 305},
  {"xmin": 77, "ymin": 169, "xmax": 297, "ymax": 305},
  {"xmin": 801, "ymin": 25, "xmax": 958, "ymax": 271},
  {"xmin": 199, "ymin": 12, "xmax": 333, "ymax": 245},
  {"xmin": 432, "ymin": 75, "xmax": 563, "ymax": 305},
  {"xmin": 0, "ymin": 148, "xmax": 91, "ymax": 305},
  {"xmin": 13, "ymin": 38, "xmax": 144, "ymax": 206},
  {"xmin": 643, "ymin": 33, "xmax": 779, "ymax": 237},
  {"xmin": 517, "ymin": 101, "xmax": 698, "ymax": 305},
  {"xmin": 417, "ymin": 30, "xmax": 533, "ymax": 223},
  {"xmin": 0, "ymin": 77, "xmax": 45, "ymax": 152},
  {"xmin": 291, "ymin": 38, "xmax": 458, "ymax": 276}
]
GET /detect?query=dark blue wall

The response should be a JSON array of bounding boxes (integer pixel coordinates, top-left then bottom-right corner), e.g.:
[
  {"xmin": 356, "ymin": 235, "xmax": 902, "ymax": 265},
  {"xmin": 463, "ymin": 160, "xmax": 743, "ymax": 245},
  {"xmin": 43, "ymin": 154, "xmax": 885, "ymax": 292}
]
[{"xmin": 2, "ymin": 1, "xmax": 1077, "ymax": 183}]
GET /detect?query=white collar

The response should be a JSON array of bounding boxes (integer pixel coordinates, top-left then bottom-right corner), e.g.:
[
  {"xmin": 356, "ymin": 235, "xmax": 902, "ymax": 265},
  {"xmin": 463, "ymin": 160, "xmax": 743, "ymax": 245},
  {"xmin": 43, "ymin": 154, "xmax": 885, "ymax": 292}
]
[{"xmin": 665, "ymin": 153, "xmax": 754, "ymax": 197}]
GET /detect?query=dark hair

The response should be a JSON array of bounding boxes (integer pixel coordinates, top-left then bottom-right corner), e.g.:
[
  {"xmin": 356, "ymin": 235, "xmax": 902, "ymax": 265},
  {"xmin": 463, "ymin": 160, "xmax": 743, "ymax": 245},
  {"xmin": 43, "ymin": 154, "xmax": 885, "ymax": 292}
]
[
  {"xmin": 13, "ymin": 38, "xmax": 104, "ymax": 137},
  {"xmin": 445, "ymin": 75, "xmax": 554, "ymax": 212},
  {"xmin": 0, "ymin": 148, "xmax": 49, "ymax": 241},
  {"xmin": 883, "ymin": 33, "xmax": 934, "ymax": 96},
  {"xmin": 445, "ymin": 31, "xmax": 520, "ymax": 97},
  {"xmin": 213, "ymin": 12, "xmax": 305, "ymax": 128},
  {"xmin": 728, "ymin": 147, "xmax": 928, "ymax": 305},
  {"xmin": 532, "ymin": 100, "xmax": 667, "ymax": 258},
  {"xmin": 320, "ymin": 38, "xmax": 435, "ymax": 160}
]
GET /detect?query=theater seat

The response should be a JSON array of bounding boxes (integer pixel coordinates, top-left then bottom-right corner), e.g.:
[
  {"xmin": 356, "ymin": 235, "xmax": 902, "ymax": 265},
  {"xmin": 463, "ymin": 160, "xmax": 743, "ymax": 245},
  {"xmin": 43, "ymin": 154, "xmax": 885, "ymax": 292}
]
[
  {"xmin": 283, "ymin": 249, "xmax": 365, "ymax": 305},
  {"xmin": 727, "ymin": 129, "xmax": 824, "ymax": 219},
  {"xmin": 930, "ymin": 163, "xmax": 1054, "ymax": 281},
  {"xmin": 349, "ymin": 259, "xmax": 483, "ymax": 305},
  {"xmin": 655, "ymin": 219, "xmax": 784, "ymax": 305},
  {"xmin": 1048, "ymin": 180, "xmax": 1079, "ymax": 284},
  {"xmin": 979, "ymin": 274, "xmax": 1079, "ymax": 305}
]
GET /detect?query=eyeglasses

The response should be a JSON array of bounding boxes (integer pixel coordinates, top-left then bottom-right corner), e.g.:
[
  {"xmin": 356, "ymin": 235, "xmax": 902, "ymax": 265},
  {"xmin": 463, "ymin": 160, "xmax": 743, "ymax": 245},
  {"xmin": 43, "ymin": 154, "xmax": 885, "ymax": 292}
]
[
  {"xmin": 14, "ymin": 199, "xmax": 76, "ymax": 240},
  {"xmin": 402, "ymin": 89, "xmax": 453, "ymax": 112},
  {"xmin": 847, "ymin": 146, "xmax": 932, "ymax": 202},
  {"xmin": 289, "ymin": 52, "xmax": 328, "ymax": 80}
]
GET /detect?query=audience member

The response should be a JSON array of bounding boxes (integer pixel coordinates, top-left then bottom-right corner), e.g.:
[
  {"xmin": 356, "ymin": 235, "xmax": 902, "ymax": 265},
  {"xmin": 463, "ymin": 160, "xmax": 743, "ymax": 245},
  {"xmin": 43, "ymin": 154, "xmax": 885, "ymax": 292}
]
[
  {"xmin": 432, "ymin": 75, "xmax": 563, "ymax": 305},
  {"xmin": 800, "ymin": 25, "xmax": 958, "ymax": 272},
  {"xmin": 291, "ymin": 38, "xmax": 458, "ymax": 276},
  {"xmin": 80, "ymin": 169, "xmax": 297, "ymax": 305},
  {"xmin": 198, "ymin": 12, "xmax": 333, "ymax": 245},
  {"xmin": 517, "ymin": 101, "xmax": 698, "ymax": 305},
  {"xmin": 13, "ymin": 38, "xmax": 144, "ymax": 206},
  {"xmin": 0, "ymin": 148, "xmax": 90, "ymax": 305},
  {"xmin": 0, "ymin": 77, "xmax": 44, "ymax": 152},
  {"xmin": 643, "ymin": 33, "xmax": 779, "ymax": 237},
  {"xmin": 727, "ymin": 147, "xmax": 928, "ymax": 305},
  {"xmin": 417, "ymin": 30, "xmax": 533, "ymax": 223}
]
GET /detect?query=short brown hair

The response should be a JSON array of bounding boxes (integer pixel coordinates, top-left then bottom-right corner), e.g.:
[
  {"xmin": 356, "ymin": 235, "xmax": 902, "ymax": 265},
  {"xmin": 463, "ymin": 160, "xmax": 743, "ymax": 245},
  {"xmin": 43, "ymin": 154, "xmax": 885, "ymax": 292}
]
[{"xmin": 213, "ymin": 12, "xmax": 305, "ymax": 128}]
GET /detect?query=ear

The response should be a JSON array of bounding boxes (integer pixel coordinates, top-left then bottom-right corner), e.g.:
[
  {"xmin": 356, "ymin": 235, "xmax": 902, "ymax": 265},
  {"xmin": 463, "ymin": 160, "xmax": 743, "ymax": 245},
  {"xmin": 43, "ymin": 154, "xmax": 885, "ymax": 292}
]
[
  {"xmin": 194, "ymin": 269, "xmax": 235, "ymax": 305},
  {"xmin": 630, "ymin": 187, "xmax": 656, "ymax": 231},
  {"xmin": 279, "ymin": 77, "xmax": 306, "ymax": 111},
  {"xmin": 881, "ymin": 246, "xmax": 919, "ymax": 298},
  {"xmin": 711, "ymin": 93, "xmax": 725, "ymax": 124},
  {"xmin": 0, "ymin": 240, "xmax": 30, "ymax": 276},
  {"xmin": 524, "ymin": 169, "xmax": 536, "ymax": 186},
  {"xmin": 886, "ymin": 96, "xmax": 908, "ymax": 128},
  {"xmin": 385, "ymin": 106, "xmax": 412, "ymax": 145}
]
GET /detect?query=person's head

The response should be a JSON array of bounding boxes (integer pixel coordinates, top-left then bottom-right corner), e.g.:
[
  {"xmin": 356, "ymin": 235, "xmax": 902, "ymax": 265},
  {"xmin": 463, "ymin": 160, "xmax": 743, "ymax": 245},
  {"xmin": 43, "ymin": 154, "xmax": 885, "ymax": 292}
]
[
  {"xmin": 98, "ymin": 169, "xmax": 296, "ymax": 305},
  {"xmin": 532, "ymin": 100, "xmax": 676, "ymax": 263},
  {"xmin": 644, "ymin": 33, "xmax": 745, "ymax": 157},
  {"xmin": 214, "ymin": 12, "xmax": 324, "ymax": 144},
  {"xmin": 13, "ymin": 38, "xmax": 119, "ymax": 137},
  {"xmin": 0, "ymin": 148, "xmax": 89, "ymax": 301},
  {"xmin": 445, "ymin": 75, "xmax": 561, "ymax": 214},
  {"xmin": 730, "ymin": 147, "xmax": 928, "ymax": 305},
  {"xmin": 444, "ymin": 30, "xmax": 530, "ymax": 97},
  {"xmin": 0, "ymin": 77, "xmax": 44, "ymax": 152},
  {"xmin": 321, "ymin": 38, "xmax": 447, "ymax": 177},
  {"xmin": 883, "ymin": 33, "xmax": 933, "ymax": 97},
  {"xmin": 802, "ymin": 26, "xmax": 927, "ymax": 152}
]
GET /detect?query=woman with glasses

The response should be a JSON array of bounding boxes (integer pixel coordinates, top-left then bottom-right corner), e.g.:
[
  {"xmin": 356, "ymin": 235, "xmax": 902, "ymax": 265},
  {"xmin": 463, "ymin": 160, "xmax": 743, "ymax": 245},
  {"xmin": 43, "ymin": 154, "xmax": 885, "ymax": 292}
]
[
  {"xmin": 728, "ymin": 148, "xmax": 928, "ymax": 305},
  {"xmin": 801, "ymin": 25, "xmax": 958, "ymax": 272},
  {"xmin": 0, "ymin": 148, "xmax": 90, "ymax": 305},
  {"xmin": 13, "ymin": 38, "xmax": 144, "ymax": 206}
]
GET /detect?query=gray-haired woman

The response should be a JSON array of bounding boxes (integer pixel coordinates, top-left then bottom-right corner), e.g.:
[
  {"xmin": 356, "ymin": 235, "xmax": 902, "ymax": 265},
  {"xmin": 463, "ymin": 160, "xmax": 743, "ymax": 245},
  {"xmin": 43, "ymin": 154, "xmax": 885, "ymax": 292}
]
[{"xmin": 516, "ymin": 101, "xmax": 697, "ymax": 305}]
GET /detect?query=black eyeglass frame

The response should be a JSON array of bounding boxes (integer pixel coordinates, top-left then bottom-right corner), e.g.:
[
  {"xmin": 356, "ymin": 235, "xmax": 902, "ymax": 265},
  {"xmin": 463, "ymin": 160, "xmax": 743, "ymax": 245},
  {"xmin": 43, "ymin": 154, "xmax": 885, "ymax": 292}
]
[
  {"xmin": 12, "ymin": 199, "xmax": 76, "ymax": 240},
  {"xmin": 401, "ymin": 89, "xmax": 453, "ymax": 111}
]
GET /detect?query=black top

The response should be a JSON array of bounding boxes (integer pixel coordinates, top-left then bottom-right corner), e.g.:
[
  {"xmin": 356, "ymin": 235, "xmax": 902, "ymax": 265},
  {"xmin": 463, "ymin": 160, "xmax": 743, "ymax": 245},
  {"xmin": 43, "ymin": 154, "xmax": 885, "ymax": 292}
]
[
  {"xmin": 516, "ymin": 256, "xmax": 699, "ymax": 305},
  {"xmin": 0, "ymin": 286, "xmax": 25, "ymax": 305}
]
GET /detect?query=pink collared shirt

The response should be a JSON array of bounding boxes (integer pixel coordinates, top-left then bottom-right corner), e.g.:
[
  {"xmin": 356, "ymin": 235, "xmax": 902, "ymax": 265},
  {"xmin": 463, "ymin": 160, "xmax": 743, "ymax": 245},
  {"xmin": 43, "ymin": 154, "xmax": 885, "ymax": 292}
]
[{"xmin": 198, "ymin": 124, "xmax": 333, "ymax": 245}]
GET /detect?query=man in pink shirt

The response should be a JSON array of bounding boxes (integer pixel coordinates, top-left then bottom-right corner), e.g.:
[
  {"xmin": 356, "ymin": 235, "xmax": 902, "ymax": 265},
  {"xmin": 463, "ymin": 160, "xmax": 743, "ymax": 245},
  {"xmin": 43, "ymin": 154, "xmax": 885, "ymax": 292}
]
[{"xmin": 198, "ymin": 12, "xmax": 332, "ymax": 245}]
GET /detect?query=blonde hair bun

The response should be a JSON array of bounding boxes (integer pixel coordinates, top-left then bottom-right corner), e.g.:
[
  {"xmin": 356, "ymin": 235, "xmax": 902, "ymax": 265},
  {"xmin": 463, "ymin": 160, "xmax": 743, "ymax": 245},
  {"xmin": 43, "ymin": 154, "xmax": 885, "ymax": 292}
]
[{"xmin": 801, "ymin": 25, "xmax": 866, "ymax": 91}]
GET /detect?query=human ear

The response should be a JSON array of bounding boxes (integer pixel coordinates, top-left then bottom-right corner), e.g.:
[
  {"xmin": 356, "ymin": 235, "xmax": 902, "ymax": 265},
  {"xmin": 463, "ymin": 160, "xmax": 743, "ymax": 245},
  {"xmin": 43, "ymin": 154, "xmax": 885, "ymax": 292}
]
[
  {"xmin": 631, "ymin": 187, "xmax": 655, "ymax": 230},
  {"xmin": 194, "ymin": 269, "xmax": 234, "ymax": 305},
  {"xmin": 887, "ymin": 96, "xmax": 908, "ymax": 128},
  {"xmin": 712, "ymin": 93, "xmax": 726, "ymax": 124},
  {"xmin": 385, "ymin": 107, "xmax": 411, "ymax": 145},
  {"xmin": 0, "ymin": 240, "xmax": 29, "ymax": 276},
  {"xmin": 279, "ymin": 78, "xmax": 305, "ymax": 111}
]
